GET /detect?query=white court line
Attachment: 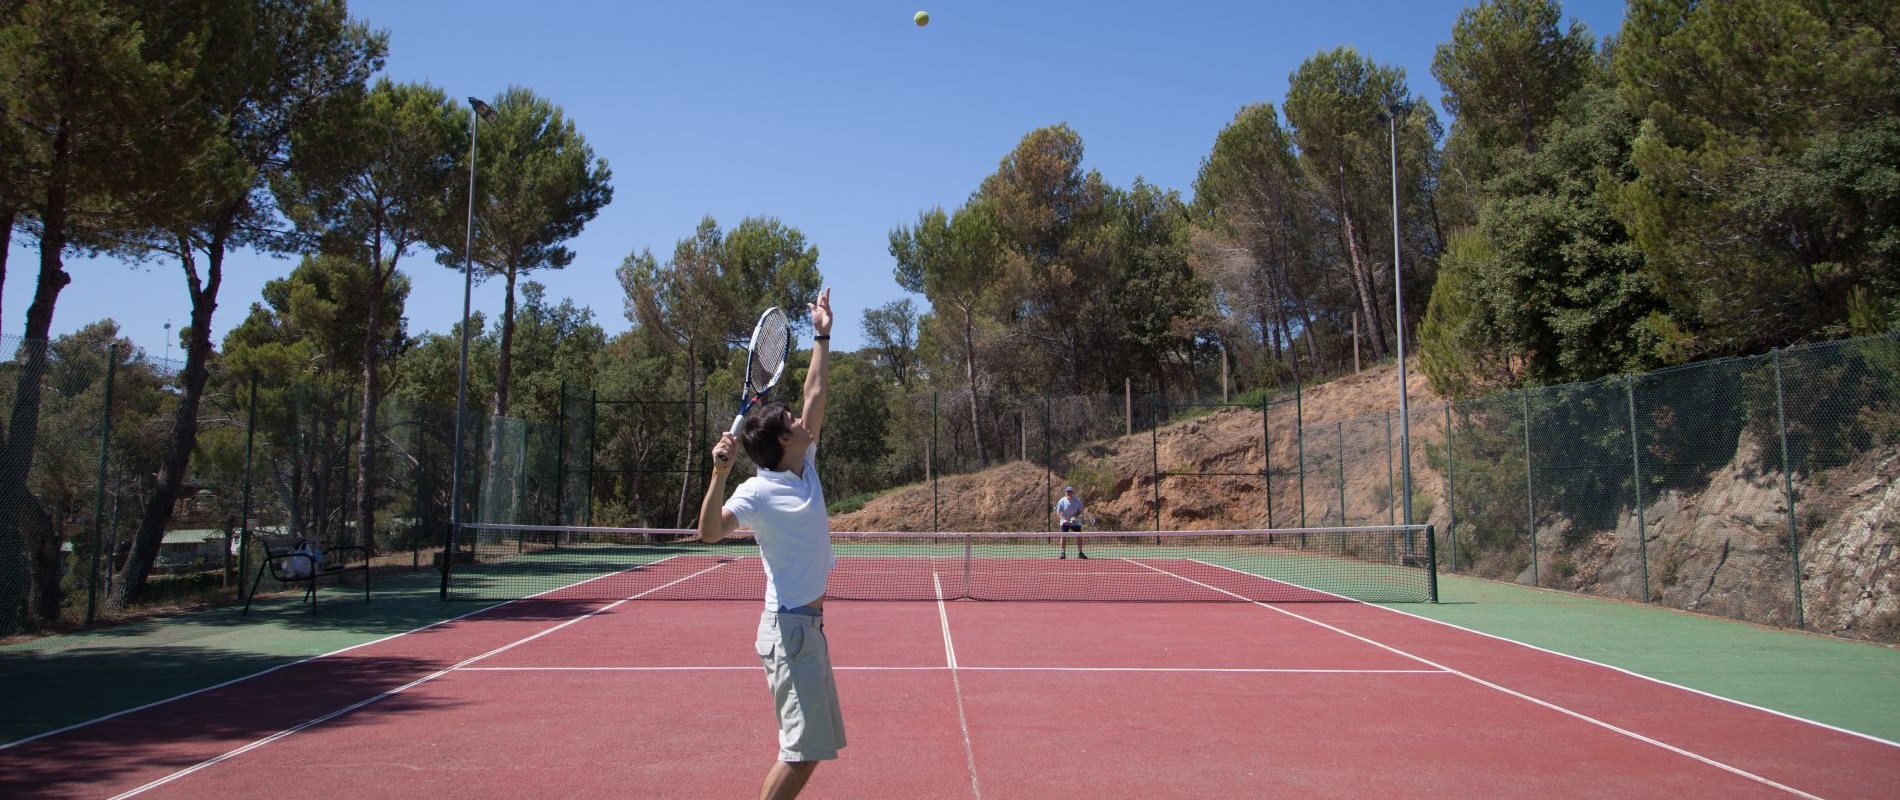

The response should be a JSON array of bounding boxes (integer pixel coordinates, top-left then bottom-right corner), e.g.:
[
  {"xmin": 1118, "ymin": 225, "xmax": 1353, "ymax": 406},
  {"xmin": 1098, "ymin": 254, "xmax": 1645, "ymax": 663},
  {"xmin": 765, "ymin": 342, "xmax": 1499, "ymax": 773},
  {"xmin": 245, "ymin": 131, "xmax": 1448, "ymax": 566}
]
[
  {"xmin": 1176, "ymin": 556, "xmax": 1900, "ymax": 750},
  {"xmin": 104, "ymin": 558, "xmax": 736, "ymax": 800},
  {"xmin": 935, "ymin": 572, "xmax": 982, "ymax": 800},
  {"xmin": 1357, "ymin": 599, "xmax": 1900, "ymax": 750},
  {"xmin": 456, "ymin": 665, "xmax": 1447, "ymax": 674},
  {"xmin": 1131, "ymin": 560, "xmax": 1833, "ymax": 800},
  {"xmin": 0, "ymin": 554, "xmax": 693, "ymax": 752}
]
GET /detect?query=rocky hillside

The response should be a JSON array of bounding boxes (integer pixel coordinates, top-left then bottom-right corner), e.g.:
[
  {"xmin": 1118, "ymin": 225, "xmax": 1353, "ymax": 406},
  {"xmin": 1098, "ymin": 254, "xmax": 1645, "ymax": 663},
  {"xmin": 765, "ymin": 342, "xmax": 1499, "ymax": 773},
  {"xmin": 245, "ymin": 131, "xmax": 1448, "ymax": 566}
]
[{"xmin": 832, "ymin": 362, "xmax": 1900, "ymax": 644}]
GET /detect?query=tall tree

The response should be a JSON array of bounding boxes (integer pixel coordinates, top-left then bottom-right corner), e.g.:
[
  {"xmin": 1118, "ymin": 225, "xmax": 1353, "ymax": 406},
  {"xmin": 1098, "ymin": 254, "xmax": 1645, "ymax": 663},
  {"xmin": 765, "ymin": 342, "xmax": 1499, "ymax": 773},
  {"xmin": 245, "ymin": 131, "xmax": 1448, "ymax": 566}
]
[
  {"xmin": 1192, "ymin": 103, "xmax": 1324, "ymax": 385},
  {"xmin": 1097, "ymin": 179, "xmax": 1210, "ymax": 392},
  {"xmin": 223, "ymin": 254, "xmax": 406, "ymax": 544},
  {"xmin": 1284, "ymin": 47, "xmax": 1412, "ymax": 363},
  {"xmin": 619, "ymin": 215, "xmax": 819, "ymax": 523},
  {"xmin": 891, "ymin": 202, "xmax": 1008, "ymax": 466},
  {"xmin": 0, "ymin": 0, "xmax": 209, "ymax": 628},
  {"xmin": 861, "ymin": 298, "xmax": 919, "ymax": 388},
  {"xmin": 977, "ymin": 124, "xmax": 1110, "ymax": 392},
  {"xmin": 1612, "ymin": 0, "xmax": 1900, "ymax": 355},
  {"xmin": 277, "ymin": 79, "xmax": 458, "ymax": 551},
  {"xmin": 451, "ymin": 87, "xmax": 612, "ymax": 419},
  {"xmin": 502, "ymin": 281, "xmax": 606, "ymax": 424},
  {"xmin": 113, "ymin": 0, "xmax": 384, "ymax": 604},
  {"xmin": 1432, "ymin": 0, "xmax": 1595, "ymax": 157}
]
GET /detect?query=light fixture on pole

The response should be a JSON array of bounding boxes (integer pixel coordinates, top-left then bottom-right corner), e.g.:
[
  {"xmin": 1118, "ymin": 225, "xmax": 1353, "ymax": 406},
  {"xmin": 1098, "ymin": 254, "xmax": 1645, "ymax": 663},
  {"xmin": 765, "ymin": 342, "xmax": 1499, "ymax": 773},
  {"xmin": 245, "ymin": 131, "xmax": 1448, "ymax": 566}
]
[
  {"xmin": 1378, "ymin": 102, "xmax": 1415, "ymax": 531},
  {"xmin": 446, "ymin": 95, "xmax": 498, "ymax": 596}
]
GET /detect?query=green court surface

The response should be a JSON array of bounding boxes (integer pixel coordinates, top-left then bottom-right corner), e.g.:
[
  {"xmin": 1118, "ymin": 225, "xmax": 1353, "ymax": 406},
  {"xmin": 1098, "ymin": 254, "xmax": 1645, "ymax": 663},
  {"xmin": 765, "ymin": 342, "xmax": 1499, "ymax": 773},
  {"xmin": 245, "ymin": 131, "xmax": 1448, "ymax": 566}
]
[
  {"xmin": 1384, "ymin": 574, "xmax": 1900, "ymax": 742},
  {"xmin": 3, "ymin": 568, "xmax": 1897, "ymax": 747}
]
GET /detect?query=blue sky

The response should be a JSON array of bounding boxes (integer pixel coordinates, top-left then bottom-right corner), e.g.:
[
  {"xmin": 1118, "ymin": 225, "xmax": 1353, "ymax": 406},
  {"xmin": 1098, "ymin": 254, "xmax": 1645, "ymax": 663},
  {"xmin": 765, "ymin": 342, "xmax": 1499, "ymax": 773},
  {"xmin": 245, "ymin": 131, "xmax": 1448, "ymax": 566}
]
[{"xmin": 7, "ymin": 0, "xmax": 1627, "ymax": 359}]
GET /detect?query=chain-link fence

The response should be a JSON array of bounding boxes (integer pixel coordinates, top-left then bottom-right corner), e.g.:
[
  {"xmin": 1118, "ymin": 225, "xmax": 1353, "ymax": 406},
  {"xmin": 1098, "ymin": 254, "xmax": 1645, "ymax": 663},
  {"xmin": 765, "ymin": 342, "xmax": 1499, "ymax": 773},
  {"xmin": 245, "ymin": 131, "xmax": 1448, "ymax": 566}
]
[
  {"xmin": 0, "ymin": 336, "xmax": 470, "ymax": 636},
  {"xmin": 9, "ymin": 332, "xmax": 1895, "ymax": 640},
  {"xmin": 1430, "ymin": 334, "xmax": 1899, "ymax": 641}
]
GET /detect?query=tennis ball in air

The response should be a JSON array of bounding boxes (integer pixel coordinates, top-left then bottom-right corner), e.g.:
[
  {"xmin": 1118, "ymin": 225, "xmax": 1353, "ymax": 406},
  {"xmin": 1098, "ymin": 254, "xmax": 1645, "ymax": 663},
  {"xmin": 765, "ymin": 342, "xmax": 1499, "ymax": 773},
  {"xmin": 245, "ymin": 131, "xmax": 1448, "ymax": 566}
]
[{"xmin": 915, "ymin": 10, "xmax": 929, "ymax": 27}]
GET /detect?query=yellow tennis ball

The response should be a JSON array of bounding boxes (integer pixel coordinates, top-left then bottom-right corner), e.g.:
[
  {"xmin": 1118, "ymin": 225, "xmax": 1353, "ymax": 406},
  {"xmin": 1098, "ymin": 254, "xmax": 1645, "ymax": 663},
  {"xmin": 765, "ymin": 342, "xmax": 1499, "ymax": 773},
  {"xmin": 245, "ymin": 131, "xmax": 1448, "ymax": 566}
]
[{"xmin": 914, "ymin": 10, "xmax": 929, "ymax": 27}]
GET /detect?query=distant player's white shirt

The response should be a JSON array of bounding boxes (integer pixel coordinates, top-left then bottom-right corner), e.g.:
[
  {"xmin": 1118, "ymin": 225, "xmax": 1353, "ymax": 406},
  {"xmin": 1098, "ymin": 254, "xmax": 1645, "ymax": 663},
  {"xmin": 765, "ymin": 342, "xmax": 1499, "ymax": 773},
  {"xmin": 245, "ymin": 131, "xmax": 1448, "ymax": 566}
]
[
  {"xmin": 725, "ymin": 446, "xmax": 835, "ymax": 610},
  {"xmin": 1056, "ymin": 496, "xmax": 1083, "ymax": 523}
]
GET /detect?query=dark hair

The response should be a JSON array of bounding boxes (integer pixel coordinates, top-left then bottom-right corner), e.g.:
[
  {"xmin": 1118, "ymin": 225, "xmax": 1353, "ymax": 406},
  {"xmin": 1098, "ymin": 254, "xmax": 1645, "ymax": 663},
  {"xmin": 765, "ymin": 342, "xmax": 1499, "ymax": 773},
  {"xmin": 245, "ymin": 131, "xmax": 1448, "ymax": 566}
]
[{"xmin": 740, "ymin": 401, "xmax": 792, "ymax": 469}]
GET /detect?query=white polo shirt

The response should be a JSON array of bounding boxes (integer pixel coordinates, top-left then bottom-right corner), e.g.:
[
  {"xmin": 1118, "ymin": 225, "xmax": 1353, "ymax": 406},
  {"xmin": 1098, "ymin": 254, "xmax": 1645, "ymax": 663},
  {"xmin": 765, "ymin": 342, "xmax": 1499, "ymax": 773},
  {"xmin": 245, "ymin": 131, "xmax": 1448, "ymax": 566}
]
[{"xmin": 724, "ymin": 446, "xmax": 835, "ymax": 610}]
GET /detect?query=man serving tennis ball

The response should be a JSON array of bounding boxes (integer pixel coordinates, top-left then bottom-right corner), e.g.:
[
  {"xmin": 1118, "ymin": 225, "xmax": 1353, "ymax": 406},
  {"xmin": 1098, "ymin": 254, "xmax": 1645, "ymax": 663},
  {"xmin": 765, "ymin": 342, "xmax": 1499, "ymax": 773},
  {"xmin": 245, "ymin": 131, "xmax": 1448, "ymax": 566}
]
[{"xmin": 699, "ymin": 287, "xmax": 840, "ymax": 800}]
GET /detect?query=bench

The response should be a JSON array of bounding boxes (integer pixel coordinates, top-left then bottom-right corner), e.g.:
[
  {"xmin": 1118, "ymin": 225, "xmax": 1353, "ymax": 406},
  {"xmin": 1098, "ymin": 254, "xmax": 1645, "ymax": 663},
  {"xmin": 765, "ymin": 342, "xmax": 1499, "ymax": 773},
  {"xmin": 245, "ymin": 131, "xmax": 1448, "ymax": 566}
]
[{"xmin": 243, "ymin": 543, "xmax": 370, "ymax": 615}]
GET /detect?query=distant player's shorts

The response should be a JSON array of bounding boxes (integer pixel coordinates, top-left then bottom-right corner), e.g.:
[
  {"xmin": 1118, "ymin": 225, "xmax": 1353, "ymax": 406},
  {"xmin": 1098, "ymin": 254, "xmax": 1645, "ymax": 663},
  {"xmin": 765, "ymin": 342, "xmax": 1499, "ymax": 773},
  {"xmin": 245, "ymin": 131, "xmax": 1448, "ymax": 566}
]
[
  {"xmin": 1060, "ymin": 522, "xmax": 1083, "ymax": 532},
  {"xmin": 756, "ymin": 609, "xmax": 846, "ymax": 761}
]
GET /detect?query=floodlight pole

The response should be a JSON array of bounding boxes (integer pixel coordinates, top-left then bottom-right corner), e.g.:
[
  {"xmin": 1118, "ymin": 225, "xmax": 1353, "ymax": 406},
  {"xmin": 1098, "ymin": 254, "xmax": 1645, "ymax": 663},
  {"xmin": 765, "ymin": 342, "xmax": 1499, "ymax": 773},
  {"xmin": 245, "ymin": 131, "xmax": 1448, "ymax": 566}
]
[
  {"xmin": 1385, "ymin": 103, "xmax": 1415, "ymax": 530},
  {"xmin": 445, "ymin": 96, "xmax": 497, "ymax": 598}
]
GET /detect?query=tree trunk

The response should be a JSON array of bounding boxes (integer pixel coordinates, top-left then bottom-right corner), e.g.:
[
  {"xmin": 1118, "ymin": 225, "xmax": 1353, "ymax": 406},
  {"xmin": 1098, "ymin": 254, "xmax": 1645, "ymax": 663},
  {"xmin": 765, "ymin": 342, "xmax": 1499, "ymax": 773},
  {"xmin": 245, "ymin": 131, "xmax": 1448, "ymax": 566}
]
[
  {"xmin": 23, "ymin": 496, "xmax": 59, "ymax": 625},
  {"xmin": 0, "ymin": 212, "xmax": 11, "ymax": 330},
  {"xmin": 1338, "ymin": 169, "xmax": 1388, "ymax": 360},
  {"xmin": 356, "ymin": 269, "xmax": 388, "ymax": 554},
  {"xmin": 0, "ymin": 122, "xmax": 76, "ymax": 635},
  {"xmin": 674, "ymin": 338, "xmax": 698, "ymax": 528},
  {"xmin": 495, "ymin": 269, "xmax": 518, "ymax": 418},
  {"xmin": 961, "ymin": 308, "xmax": 987, "ymax": 467},
  {"xmin": 115, "ymin": 231, "xmax": 223, "ymax": 606}
]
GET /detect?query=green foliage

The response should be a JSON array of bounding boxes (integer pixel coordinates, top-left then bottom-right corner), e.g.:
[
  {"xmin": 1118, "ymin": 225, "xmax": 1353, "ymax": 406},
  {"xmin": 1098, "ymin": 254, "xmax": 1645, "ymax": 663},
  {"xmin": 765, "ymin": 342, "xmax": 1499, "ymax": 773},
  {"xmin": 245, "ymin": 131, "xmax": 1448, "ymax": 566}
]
[
  {"xmin": 1432, "ymin": 0, "xmax": 1596, "ymax": 157},
  {"xmin": 504, "ymin": 281, "xmax": 606, "ymax": 424},
  {"xmin": 816, "ymin": 355, "xmax": 892, "ymax": 500},
  {"xmin": 1612, "ymin": 0, "xmax": 1900, "ymax": 357},
  {"xmin": 1062, "ymin": 458, "xmax": 1119, "ymax": 504},
  {"xmin": 1191, "ymin": 102, "xmax": 1318, "ymax": 390},
  {"xmin": 1419, "ymin": 231, "xmax": 1511, "ymax": 398},
  {"xmin": 861, "ymin": 299, "xmax": 919, "ymax": 389}
]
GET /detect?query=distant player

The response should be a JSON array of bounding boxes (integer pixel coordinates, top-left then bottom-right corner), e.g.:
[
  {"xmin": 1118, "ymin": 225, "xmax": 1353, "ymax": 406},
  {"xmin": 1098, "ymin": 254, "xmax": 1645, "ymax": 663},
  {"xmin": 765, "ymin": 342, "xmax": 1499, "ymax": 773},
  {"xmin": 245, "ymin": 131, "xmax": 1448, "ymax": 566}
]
[{"xmin": 1056, "ymin": 485, "xmax": 1087, "ymax": 559}]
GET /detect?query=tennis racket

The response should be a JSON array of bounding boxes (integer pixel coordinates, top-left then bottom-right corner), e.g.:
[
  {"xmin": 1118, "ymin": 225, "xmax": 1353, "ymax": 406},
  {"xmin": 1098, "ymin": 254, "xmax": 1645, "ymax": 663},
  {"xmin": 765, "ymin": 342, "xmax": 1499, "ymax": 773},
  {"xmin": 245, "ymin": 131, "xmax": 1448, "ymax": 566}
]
[{"xmin": 727, "ymin": 306, "xmax": 793, "ymax": 439}]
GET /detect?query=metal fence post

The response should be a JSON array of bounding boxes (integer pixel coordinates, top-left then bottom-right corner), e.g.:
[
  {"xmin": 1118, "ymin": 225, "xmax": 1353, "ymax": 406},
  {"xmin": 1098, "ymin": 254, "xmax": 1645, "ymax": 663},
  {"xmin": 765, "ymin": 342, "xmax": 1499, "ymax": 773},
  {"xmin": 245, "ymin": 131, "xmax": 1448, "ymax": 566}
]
[
  {"xmin": 1336, "ymin": 420, "xmax": 1347, "ymax": 527},
  {"xmin": 1043, "ymin": 393, "xmax": 1052, "ymax": 532},
  {"xmin": 931, "ymin": 392, "xmax": 939, "ymax": 533},
  {"xmin": 554, "ymin": 381, "xmax": 566, "ymax": 527},
  {"xmin": 1262, "ymin": 394, "xmax": 1273, "ymax": 529},
  {"xmin": 237, "ymin": 369, "xmax": 258, "ymax": 601},
  {"xmin": 1151, "ymin": 394, "xmax": 1161, "ymax": 531},
  {"xmin": 1386, "ymin": 410, "xmax": 1395, "ymax": 526},
  {"xmin": 1627, "ymin": 376, "xmax": 1648, "ymax": 602},
  {"xmin": 86, "ymin": 345, "xmax": 119, "ymax": 623},
  {"xmin": 1774, "ymin": 349, "xmax": 1804, "ymax": 628},
  {"xmin": 1445, "ymin": 402, "xmax": 1456, "ymax": 571},
  {"xmin": 1295, "ymin": 381, "xmax": 1307, "ymax": 529},
  {"xmin": 1523, "ymin": 390, "xmax": 1538, "ymax": 587}
]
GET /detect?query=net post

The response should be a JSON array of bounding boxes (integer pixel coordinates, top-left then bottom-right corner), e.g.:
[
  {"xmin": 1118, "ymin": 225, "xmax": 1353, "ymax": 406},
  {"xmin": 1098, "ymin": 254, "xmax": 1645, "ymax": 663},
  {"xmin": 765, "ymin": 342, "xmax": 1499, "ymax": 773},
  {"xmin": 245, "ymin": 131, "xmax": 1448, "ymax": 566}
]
[
  {"xmin": 1426, "ymin": 524, "xmax": 1439, "ymax": 603},
  {"xmin": 963, "ymin": 534, "xmax": 972, "ymax": 591}
]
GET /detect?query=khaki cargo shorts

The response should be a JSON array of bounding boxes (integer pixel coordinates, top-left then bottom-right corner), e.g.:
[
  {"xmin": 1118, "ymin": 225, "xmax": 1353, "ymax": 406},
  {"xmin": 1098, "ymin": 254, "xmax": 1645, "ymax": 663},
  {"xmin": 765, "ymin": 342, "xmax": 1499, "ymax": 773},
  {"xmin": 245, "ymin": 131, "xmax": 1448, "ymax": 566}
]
[{"xmin": 756, "ymin": 608, "xmax": 846, "ymax": 761}]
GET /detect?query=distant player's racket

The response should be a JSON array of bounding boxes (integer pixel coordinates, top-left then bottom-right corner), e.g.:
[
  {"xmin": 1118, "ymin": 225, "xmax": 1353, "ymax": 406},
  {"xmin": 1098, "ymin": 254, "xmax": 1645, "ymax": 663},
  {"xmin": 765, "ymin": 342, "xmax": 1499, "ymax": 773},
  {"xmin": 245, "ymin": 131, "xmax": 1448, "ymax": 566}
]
[{"xmin": 727, "ymin": 306, "xmax": 792, "ymax": 440}]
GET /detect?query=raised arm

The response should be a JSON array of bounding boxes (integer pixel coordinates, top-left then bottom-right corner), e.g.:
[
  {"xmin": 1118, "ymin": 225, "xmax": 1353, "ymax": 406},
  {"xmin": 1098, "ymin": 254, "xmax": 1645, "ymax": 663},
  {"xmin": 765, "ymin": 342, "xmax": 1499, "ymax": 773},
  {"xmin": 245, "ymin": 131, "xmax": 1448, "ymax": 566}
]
[
  {"xmin": 800, "ymin": 287, "xmax": 833, "ymax": 442},
  {"xmin": 697, "ymin": 432, "xmax": 742, "ymax": 542}
]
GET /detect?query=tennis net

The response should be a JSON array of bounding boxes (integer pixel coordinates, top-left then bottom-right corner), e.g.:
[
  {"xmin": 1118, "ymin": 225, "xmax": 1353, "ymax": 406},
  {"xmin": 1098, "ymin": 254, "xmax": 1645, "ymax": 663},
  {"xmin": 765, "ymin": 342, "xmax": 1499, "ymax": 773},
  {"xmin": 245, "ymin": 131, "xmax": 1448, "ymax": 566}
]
[{"xmin": 445, "ymin": 523, "xmax": 1437, "ymax": 603}]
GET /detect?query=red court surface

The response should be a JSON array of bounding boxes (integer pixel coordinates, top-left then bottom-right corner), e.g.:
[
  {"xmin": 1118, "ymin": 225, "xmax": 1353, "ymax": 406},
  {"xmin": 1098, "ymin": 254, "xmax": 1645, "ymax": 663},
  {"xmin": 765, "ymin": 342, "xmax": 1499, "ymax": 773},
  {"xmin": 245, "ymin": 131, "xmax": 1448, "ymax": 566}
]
[{"xmin": 3, "ymin": 587, "xmax": 1898, "ymax": 799}]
